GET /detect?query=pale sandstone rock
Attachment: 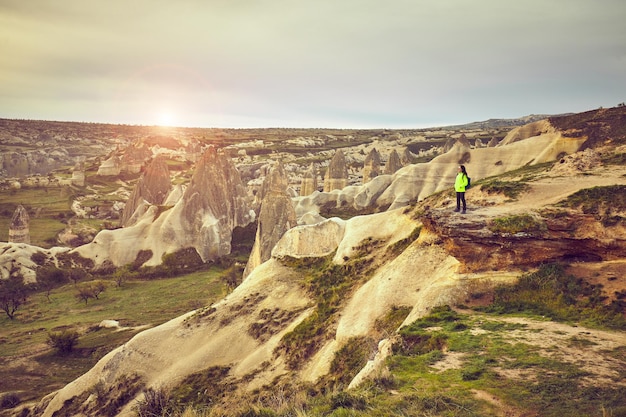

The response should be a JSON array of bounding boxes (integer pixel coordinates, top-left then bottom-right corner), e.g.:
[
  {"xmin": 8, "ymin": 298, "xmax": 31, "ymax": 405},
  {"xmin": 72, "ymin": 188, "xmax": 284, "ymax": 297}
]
[
  {"xmin": 384, "ymin": 149, "xmax": 402, "ymax": 175},
  {"xmin": 120, "ymin": 156, "xmax": 172, "ymax": 227},
  {"xmin": 244, "ymin": 163, "xmax": 297, "ymax": 279},
  {"xmin": 323, "ymin": 150, "xmax": 348, "ymax": 192},
  {"xmin": 299, "ymin": 163, "xmax": 318, "ymax": 196},
  {"xmin": 9, "ymin": 205, "xmax": 30, "ymax": 244},
  {"xmin": 362, "ymin": 148, "xmax": 381, "ymax": 184}
]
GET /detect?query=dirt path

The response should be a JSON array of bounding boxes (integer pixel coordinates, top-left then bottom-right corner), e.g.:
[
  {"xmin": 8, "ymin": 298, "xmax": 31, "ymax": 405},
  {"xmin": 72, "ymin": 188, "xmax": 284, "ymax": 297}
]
[{"xmin": 469, "ymin": 165, "xmax": 626, "ymax": 218}]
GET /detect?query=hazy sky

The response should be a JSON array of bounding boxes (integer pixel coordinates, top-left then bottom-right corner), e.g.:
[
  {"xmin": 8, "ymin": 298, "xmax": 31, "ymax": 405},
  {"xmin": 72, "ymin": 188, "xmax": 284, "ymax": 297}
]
[{"xmin": 1, "ymin": 0, "xmax": 625, "ymax": 128}]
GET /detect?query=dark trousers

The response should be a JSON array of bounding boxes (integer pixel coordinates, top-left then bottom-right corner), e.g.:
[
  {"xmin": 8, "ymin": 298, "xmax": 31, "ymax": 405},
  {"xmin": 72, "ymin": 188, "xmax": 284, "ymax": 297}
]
[{"xmin": 456, "ymin": 192, "xmax": 466, "ymax": 211}]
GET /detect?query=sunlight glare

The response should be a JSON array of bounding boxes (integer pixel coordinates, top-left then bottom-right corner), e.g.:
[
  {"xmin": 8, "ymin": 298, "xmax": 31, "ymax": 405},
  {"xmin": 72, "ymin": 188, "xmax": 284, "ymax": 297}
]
[{"xmin": 156, "ymin": 110, "xmax": 177, "ymax": 127}]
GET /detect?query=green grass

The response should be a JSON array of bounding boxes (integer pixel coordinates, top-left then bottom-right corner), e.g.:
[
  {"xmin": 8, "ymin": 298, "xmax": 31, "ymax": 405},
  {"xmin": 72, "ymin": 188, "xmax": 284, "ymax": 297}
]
[
  {"xmin": 478, "ymin": 263, "xmax": 626, "ymax": 330},
  {"xmin": 0, "ymin": 187, "xmax": 76, "ymax": 247},
  {"xmin": 488, "ymin": 213, "xmax": 547, "ymax": 235},
  {"xmin": 479, "ymin": 180, "xmax": 531, "ymax": 200},
  {"xmin": 0, "ymin": 268, "xmax": 229, "ymax": 406}
]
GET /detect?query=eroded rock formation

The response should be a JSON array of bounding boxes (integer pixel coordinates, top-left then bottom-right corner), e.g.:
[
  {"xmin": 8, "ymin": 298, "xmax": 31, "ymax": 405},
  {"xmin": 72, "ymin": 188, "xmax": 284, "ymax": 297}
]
[
  {"xmin": 8, "ymin": 205, "xmax": 30, "ymax": 244},
  {"xmin": 323, "ymin": 150, "xmax": 348, "ymax": 192},
  {"xmin": 120, "ymin": 156, "xmax": 172, "ymax": 227},
  {"xmin": 300, "ymin": 163, "xmax": 318, "ymax": 196},
  {"xmin": 384, "ymin": 149, "xmax": 402, "ymax": 175},
  {"xmin": 362, "ymin": 148, "xmax": 381, "ymax": 184},
  {"xmin": 243, "ymin": 163, "xmax": 297, "ymax": 278},
  {"xmin": 420, "ymin": 208, "xmax": 626, "ymax": 273}
]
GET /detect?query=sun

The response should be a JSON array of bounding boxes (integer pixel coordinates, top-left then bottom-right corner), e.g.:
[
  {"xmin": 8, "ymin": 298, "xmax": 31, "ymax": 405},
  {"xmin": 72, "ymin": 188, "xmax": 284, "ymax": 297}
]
[{"xmin": 156, "ymin": 110, "xmax": 177, "ymax": 127}]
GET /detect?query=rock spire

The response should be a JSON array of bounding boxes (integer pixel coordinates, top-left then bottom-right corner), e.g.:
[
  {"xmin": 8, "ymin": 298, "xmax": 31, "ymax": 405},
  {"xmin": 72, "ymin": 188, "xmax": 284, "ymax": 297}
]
[
  {"xmin": 300, "ymin": 163, "xmax": 318, "ymax": 196},
  {"xmin": 243, "ymin": 162, "xmax": 297, "ymax": 279},
  {"xmin": 323, "ymin": 150, "xmax": 348, "ymax": 192},
  {"xmin": 120, "ymin": 156, "xmax": 172, "ymax": 227},
  {"xmin": 384, "ymin": 149, "xmax": 402, "ymax": 175},
  {"xmin": 9, "ymin": 205, "xmax": 30, "ymax": 244},
  {"xmin": 362, "ymin": 148, "xmax": 381, "ymax": 184}
]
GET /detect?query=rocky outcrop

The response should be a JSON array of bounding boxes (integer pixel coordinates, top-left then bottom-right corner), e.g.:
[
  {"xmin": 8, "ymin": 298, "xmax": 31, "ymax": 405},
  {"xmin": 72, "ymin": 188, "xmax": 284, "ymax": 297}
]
[
  {"xmin": 299, "ymin": 163, "xmax": 318, "ymax": 196},
  {"xmin": 243, "ymin": 163, "xmax": 297, "ymax": 279},
  {"xmin": 384, "ymin": 149, "xmax": 402, "ymax": 175},
  {"xmin": 97, "ymin": 155, "xmax": 121, "ymax": 176},
  {"xmin": 76, "ymin": 147, "xmax": 254, "ymax": 267},
  {"xmin": 362, "ymin": 148, "xmax": 381, "ymax": 184},
  {"xmin": 323, "ymin": 150, "xmax": 348, "ymax": 192},
  {"xmin": 420, "ymin": 208, "xmax": 626, "ymax": 273},
  {"xmin": 8, "ymin": 205, "xmax": 30, "ymax": 244},
  {"xmin": 121, "ymin": 143, "xmax": 151, "ymax": 174},
  {"xmin": 400, "ymin": 147, "xmax": 415, "ymax": 165},
  {"xmin": 488, "ymin": 136, "xmax": 499, "ymax": 147},
  {"xmin": 120, "ymin": 156, "xmax": 172, "ymax": 227},
  {"xmin": 499, "ymin": 119, "xmax": 554, "ymax": 146}
]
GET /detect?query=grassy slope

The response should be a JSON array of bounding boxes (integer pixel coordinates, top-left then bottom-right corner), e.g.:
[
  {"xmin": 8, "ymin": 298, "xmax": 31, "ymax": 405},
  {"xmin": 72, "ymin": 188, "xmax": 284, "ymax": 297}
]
[{"xmin": 0, "ymin": 269, "xmax": 229, "ymax": 407}]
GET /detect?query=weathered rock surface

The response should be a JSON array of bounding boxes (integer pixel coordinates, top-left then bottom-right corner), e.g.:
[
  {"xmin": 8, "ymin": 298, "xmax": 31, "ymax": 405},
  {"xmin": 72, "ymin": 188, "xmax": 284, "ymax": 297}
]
[
  {"xmin": 97, "ymin": 155, "xmax": 121, "ymax": 176},
  {"xmin": 362, "ymin": 148, "xmax": 381, "ymax": 183},
  {"xmin": 323, "ymin": 150, "xmax": 348, "ymax": 192},
  {"xmin": 243, "ymin": 163, "xmax": 297, "ymax": 279},
  {"xmin": 299, "ymin": 163, "xmax": 318, "ymax": 196},
  {"xmin": 76, "ymin": 147, "xmax": 254, "ymax": 267},
  {"xmin": 120, "ymin": 156, "xmax": 172, "ymax": 227},
  {"xmin": 420, "ymin": 209, "xmax": 626, "ymax": 273},
  {"xmin": 384, "ymin": 149, "xmax": 402, "ymax": 175},
  {"xmin": 8, "ymin": 205, "xmax": 30, "ymax": 244}
]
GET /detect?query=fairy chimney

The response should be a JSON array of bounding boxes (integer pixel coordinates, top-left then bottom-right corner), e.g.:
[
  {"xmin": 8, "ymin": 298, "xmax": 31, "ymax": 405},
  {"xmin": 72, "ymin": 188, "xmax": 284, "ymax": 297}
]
[
  {"xmin": 362, "ymin": 148, "xmax": 381, "ymax": 184},
  {"xmin": 323, "ymin": 150, "xmax": 348, "ymax": 192},
  {"xmin": 384, "ymin": 149, "xmax": 402, "ymax": 175},
  {"xmin": 300, "ymin": 163, "xmax": 318, "ymax": 196},
  {"xmin": 400, "ymin": 147, "xmax": 414, "ymax": 165},
  {"xmin": 9, "ymin": 205, "xmax": 30, "ymax": 244},
  {"xmin": 120, "ymin": 156, "xmax": 172, "ymax": 227},
  {"xmin": 243, "ymin": 162, "xmax": 297, "ymax": 279},
  {"xmin": 457, "ymin": 133, "xmax": 471, "ymax": 148}
]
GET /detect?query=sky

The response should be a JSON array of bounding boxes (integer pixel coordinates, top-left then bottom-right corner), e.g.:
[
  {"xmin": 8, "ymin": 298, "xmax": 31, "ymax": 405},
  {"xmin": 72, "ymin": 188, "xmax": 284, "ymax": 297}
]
[{"xmin": 1, "ymin": 0, "xmax": 625, "ymax": 129}]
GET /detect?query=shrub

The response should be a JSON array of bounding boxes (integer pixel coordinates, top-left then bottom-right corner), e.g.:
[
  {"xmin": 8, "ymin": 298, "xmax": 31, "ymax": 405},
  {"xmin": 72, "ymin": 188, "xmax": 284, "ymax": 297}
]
[
  {"xmin": 135, "ymin": 387, "xmax": 174, "ymax": 417},
  {"xmin": 0, "ymin": 393, "xmax": 20, "ymax": 409},
  {"xmin": 47, "ymin": 330, "xmax": 79, "ymax": 354}
]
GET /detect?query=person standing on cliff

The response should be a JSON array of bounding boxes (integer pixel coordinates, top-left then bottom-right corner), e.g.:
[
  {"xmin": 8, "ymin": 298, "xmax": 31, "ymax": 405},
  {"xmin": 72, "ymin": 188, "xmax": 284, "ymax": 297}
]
[{"xmin": 454, "ymin": 165, "xmax": 469, "ymax": 214}]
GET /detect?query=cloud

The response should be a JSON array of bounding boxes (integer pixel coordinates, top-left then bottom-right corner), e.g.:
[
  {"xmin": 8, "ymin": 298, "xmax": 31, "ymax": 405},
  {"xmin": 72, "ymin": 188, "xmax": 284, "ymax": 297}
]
[{"xmin": 1, "ymin": 0, "xmax": 625, "ymax": 127}]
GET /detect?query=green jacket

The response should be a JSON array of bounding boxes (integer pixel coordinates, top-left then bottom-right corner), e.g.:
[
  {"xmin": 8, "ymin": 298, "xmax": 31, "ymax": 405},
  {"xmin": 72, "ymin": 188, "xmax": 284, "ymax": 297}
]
[{"xmin": 455, "ymin": 173, "xmax": 469, "ymax": 192}]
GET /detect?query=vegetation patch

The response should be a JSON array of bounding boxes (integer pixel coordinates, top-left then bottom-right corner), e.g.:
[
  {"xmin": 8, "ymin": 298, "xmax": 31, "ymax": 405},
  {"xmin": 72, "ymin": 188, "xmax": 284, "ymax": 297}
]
[
  {"xmin": 488, "ymin": 213, "xmax": 546, "ymax": 235},
  {"xmin": 248, "ymin": 307, "xmax": 302, "ymax": 342},
  {"xmin": 479, "ymin": 180, "xmax": 530, "ymax": 200},
  {"xmin": 555, "ymin": 185, "xmax": 626, "ymax": 226},
  {"xmin": 276, "ymin": 250, "xmax": 375, "ymax": 370},
  {"xmin": 170, "ymin": 366, "xmax": 234, "ymax": 408},
  {"xmin": 477, "ymin": 263, "xmax": 626, "ymax": 330}
]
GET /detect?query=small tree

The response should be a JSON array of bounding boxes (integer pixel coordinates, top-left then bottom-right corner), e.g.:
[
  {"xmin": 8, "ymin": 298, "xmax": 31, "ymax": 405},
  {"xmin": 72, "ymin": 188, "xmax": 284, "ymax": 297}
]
[
  {"xmin": 47, "ymin": 330, "xmax": 79, "ymax": 354},
  {"xmin": 75, "ymin": 281, "xmax": 107, "ymax": 304},
  {"xmin": 0, "ymin": 275, "xmax": 29, "ymax": 320},
  {"xmin": 68, "ymin": 268, "xmax": 87, "ymax": 285},
  {"xmin": 36, "ymin": 266, "xmax": 68, "ymax": 301}
]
